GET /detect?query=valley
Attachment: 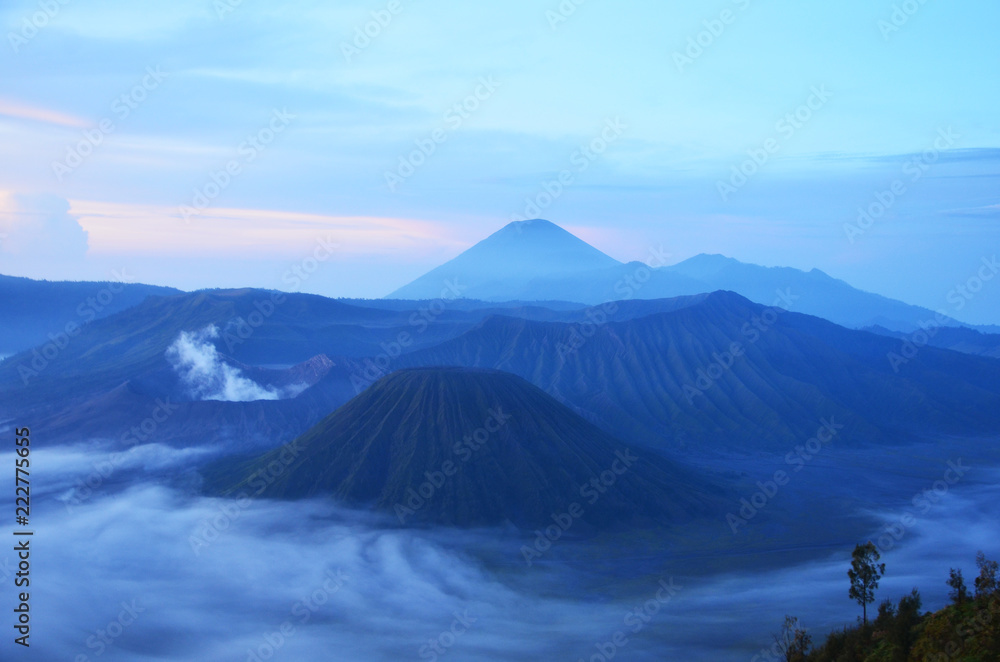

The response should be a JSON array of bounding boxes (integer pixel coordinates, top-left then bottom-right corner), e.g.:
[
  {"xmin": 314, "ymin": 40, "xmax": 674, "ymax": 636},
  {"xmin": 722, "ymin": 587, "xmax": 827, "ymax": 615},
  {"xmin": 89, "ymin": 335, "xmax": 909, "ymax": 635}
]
[{"xmin": 1, "ymin": 220, "xmax": 997, "ymax": 660}]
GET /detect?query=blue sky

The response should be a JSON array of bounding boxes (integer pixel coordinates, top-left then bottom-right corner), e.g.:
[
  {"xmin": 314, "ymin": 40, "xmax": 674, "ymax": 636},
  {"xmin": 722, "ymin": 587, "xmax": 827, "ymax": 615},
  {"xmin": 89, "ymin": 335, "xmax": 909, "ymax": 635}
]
[{"xmin": 0, "ymin": 0, "xmax": 998, "ymax": 323}]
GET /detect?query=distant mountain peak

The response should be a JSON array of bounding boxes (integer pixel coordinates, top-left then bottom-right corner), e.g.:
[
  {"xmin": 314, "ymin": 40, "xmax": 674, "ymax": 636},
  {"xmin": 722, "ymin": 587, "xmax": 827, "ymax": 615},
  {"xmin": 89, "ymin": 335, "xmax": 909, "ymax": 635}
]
[
  {"xmin": 480, "ymin": 218, "xmax": 609, "ymax": 251},
  {"xmin": 383, "ymin": 221, "xmax": 985, "ymax": 333},
  {"xmin": 387, "ymin": 219, "xmax": 621, "ymax": 301},
  {"xmin": 505, "ymin": 217, "xmax": 558, "ymax": 230},
  {"xmin": 500, "ymin": 218, "xmax": 573, "ymax": 237},
  {"xmin": 667, "ymin": 254, "xmax": 743, "ymax": 279}
]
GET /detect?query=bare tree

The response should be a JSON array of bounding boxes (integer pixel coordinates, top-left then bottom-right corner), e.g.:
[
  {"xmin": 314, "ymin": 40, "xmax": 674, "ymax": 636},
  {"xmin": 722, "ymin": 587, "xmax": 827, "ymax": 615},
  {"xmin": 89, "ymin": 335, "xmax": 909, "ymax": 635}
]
[{"xmin": 776, "ymin": 615, "xmax": 811, "ymax": 662}]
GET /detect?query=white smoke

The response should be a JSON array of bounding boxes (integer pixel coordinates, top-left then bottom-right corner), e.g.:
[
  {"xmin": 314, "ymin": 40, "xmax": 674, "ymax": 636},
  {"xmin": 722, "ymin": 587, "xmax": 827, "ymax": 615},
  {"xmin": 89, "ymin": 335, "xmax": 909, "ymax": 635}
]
[{"xmin": 166, "ymin": 325, "xmax": 285, "ymax": 402}]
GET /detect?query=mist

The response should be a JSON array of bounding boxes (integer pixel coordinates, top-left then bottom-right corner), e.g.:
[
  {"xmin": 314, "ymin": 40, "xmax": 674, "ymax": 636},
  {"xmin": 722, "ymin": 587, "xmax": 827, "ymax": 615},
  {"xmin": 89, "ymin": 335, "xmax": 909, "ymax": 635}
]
[{"xmin": 3, "ymin": 447, "xmax": 998, "ymax": 662}]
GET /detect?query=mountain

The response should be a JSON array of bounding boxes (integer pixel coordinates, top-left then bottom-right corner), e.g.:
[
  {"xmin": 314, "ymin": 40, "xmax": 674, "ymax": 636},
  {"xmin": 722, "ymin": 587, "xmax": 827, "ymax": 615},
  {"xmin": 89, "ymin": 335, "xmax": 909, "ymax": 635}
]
[
  {"xmin": 0, "ymin": 288, "xmax": 449, "ymax": 407},
  {"xmin": 7, "ymin": 286, "xmax": 1000, "ymax": 456},
  {"xmin": 387, "ymin": 219, "xmax": 624, "ymax": 300},
  {"xmin": 863, "ymin": 324, "xmax": 1000, "ymax": 359},
  {"xmin": 209, "ymin": 367, "xmax": 724, "ymax": 528},
  {"xmin": 386, "ymin": 221, "xmax": 987, "ymax": 335},
  {"xmin": 0, "ymin": 287, "xmax": 591, "ymax": 447},
  {"xmin": 32, "ymin": 359, "xmax": 359, "ymax": 452},
  {"xmin": 0, "ymin": 273, "xmax": 181, "ymax": 355},
  {"xmin": 391, "ymin": 291, "xmax": 1000, "ymax": 453},
  {"xmin": 663, "ymin": 254, "xmax": 970, "ymax": 332}
]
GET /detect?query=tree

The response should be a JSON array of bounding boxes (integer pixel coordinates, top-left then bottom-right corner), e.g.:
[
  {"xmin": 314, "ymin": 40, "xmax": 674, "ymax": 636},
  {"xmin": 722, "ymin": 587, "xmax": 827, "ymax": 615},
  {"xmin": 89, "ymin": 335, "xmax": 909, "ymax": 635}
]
[
  {"xmin": 892, "ymin": 588, "xmax": 922, "ymax": 656},
  {"xmin": 974, "ymin": 551, "xmax": 998, "ymax": 600},
  {"xmin": 947, "ymin": 568, "xmax": 969, "ymax": 606},
  {"xmin": 773, "ymin": 615, "xmax": 811, "ymax": 662},
  {"xmin": 848, "ymin": 541, "xmax": 885, "ymax": 626},
  {"xmin": 874, "ymin": 597, "xmax": 896, "ymax": 626}
]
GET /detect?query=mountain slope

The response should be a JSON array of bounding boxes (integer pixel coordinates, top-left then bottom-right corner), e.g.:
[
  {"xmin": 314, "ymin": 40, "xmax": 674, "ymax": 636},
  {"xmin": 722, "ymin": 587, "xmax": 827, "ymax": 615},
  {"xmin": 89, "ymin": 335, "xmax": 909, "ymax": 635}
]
[
  {"xmin": 863, "ymin": 324, "xmax": 1000, "ymax": 359},
  {"xmin": 8, "ymin": 286, "xmax": 999, "ymax": 459},
  {"xmin": 391, "ymin": 291, "xmax": 1000, "ymax": 453},
  {"xmin": 0, "ymin": 273, "xmax": 181, "ymax": 355},
  {"xmin": 386, "ymin": 221, "xmax": 990, "ymax": 334},
  {"xmin": 31, "ymin": 355, "xmax": 359, "ymax": 451},
  {"xmin": 664, "ymin": 254, "xmax": 971, "ymax": 332},
  {"xmin": 0, "ymin": 288, "xmax": 458, "ymax": 408},
  {"xmin": 211, "ymin": 367, "xmax": 725, "ymax": 528},
  {"xmin": 387, "ymin": 219, "xmax": 623, "ymax": 300}
]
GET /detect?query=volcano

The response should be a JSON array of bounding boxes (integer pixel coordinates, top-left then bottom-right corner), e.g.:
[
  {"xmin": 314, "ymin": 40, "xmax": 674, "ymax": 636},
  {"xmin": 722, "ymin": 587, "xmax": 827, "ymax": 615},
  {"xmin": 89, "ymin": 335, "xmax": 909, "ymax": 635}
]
[
  {"xmin": 211, "ymin": 367, "xmax": 722, "ymax": 529},
  {"xmin": 386, "ymin": 219, "xmax": 623, "ymax": 301}
]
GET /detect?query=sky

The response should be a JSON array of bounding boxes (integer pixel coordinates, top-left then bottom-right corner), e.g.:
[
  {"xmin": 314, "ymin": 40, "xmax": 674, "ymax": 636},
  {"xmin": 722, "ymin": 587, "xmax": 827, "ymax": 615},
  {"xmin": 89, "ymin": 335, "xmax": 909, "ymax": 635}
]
[{"xmin": 0, "ymin": 0, "xmax": 997, "ymax": 323}]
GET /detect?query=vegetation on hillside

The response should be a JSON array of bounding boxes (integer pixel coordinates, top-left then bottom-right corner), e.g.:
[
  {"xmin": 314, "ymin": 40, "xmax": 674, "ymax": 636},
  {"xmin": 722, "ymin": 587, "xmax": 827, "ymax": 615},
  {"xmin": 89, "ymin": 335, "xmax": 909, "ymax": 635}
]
[{"xmin": 772, "ymin": 548, "xmax": 999, "ymax": 661}]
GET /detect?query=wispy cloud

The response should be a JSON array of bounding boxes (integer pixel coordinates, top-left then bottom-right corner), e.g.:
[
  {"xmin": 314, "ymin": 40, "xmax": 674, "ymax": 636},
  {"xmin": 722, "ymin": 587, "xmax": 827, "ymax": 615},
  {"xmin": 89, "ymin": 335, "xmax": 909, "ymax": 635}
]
[
  {"xmin": 0, "ymin": 98, "xmax": 90, "ymax": 128},
  {"xmin": 68, "ymin": 198, "xmax": 468, "ymax": 258}
]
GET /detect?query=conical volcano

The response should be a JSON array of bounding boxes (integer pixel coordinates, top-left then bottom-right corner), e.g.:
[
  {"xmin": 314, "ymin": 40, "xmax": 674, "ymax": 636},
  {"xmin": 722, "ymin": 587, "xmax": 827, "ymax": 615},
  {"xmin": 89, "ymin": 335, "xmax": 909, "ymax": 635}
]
[
  {"xmin": 387, "ymin": 219, "xmax": 622, "ymax": 301},
  {"xmin": 213, "ymin": 367, "xmax": 722, "ymax": 528}
]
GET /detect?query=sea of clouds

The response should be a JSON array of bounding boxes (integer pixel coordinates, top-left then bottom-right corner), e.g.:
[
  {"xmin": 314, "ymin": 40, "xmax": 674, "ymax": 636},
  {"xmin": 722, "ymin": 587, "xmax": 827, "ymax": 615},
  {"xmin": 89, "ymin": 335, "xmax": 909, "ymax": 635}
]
[{"xmin": 1, "ymin": 444, "xmax": 997, "ymax": 661}]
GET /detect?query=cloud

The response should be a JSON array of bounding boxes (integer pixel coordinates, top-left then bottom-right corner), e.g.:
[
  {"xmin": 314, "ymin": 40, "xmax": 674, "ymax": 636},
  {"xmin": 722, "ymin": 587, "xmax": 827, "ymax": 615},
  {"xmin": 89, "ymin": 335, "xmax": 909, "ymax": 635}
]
[
  {"xmin": 6, "ymin": 471, "xmax": 998, "ymax": 662},
  {"xmin": 943, "ymin": 203, "xmax": 1000, "ymax": 218},
  {"xmin": 0, "ymin": 98, "xmax": 90, "ymax": 128},
  {"xmin": 165, "ymin": 325, "xmax": 298, "ymax": 402},
  {"xmin": 0, "ymin": 192, "xmax": 89, "ymax": 259},
  {"xmin": 66, "ymin": 198, "xmax": 467, "ymax": 259},
  {"xmin": 0, "ymin": 442, "xmax": 214, "ymax": 505}
]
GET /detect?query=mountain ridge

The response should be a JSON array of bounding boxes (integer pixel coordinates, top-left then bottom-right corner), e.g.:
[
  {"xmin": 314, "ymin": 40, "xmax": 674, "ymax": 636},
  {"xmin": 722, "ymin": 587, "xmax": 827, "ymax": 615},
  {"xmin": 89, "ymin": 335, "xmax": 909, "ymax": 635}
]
[{"xmin": 385, "ymin": 220, "xmax": 991, "ymax": 333}]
